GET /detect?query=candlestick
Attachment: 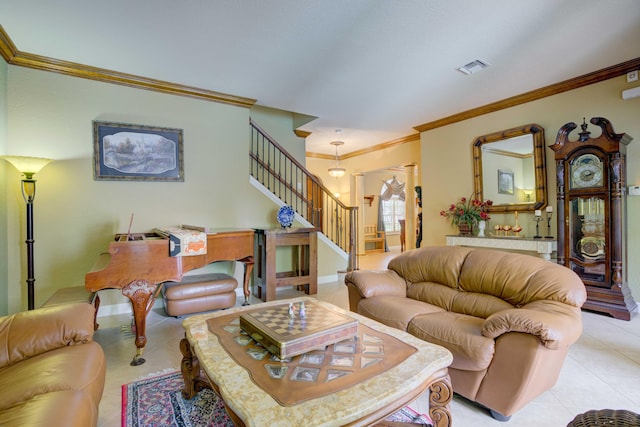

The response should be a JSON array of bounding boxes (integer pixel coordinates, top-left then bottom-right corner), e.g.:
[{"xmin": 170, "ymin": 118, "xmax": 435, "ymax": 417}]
[
  {"xmin": 535, "ymin": 209, "xmax": 542, "ymax": 217},
  {"xmin": 533, "ymin": 215, "xmax": 543, "ymax": 239},
  {"xmin": 545, "ymin": 210, "xmax": 553, "ymax": 239}
]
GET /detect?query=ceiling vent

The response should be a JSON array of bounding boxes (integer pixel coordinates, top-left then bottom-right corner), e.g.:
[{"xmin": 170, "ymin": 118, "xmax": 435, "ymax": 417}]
[{"xmin": 457, "ymin": 59, "xmax": 490, "ymax": 75}]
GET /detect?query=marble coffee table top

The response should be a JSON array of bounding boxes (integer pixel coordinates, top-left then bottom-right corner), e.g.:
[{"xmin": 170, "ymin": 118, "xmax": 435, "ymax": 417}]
[{"xmin": 183, "ymin": 297, "xmax": 453, "ymax": 427}]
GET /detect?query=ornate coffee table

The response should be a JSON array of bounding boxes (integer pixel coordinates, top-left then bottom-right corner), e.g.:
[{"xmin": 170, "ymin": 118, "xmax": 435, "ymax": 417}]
[{"xmin": 180, "ymin": 297, "xmax": 453, "ymax": 426}]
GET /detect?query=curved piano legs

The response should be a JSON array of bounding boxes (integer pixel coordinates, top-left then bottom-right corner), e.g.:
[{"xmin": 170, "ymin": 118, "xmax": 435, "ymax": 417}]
[
  {"xmin": 239, "ymin": 256, "xmax": 255, "ymax": 306},
  {"xmin": 122, "ymin": 279, "xmax": 158, "ymax": 366}
]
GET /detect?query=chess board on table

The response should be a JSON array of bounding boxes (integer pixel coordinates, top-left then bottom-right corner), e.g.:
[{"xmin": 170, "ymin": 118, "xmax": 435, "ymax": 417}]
[{"xmin": 239, "ymin": 301, "xmax": 358, "ymax": 359}]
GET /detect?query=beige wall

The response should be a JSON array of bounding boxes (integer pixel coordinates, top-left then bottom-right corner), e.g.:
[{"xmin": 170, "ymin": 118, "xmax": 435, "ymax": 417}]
[
  {"xmin": 421, "ymin": 76, "xmax": 640, "ymax": 301},
  {"xmin": 306, "ymin": 137, "xmax": 420, "ymax": 203},
  {"xmin": 4, "ymin": 60, "xmax": 637, "ymax": 313},
  {"xmin": 1, "ymin": 65, "xmax": 343, "ymax": 315},
  {"xmin": 306, "ymin": 138, "xmax": 420, "ymax": 250}
]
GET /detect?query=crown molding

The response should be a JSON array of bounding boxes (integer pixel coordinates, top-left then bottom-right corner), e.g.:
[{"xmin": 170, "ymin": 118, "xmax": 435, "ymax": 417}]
[
  {"xmin": 306, "ymin": 152, "xmax": 335, "ymax": 160},
  {"xmin": 306, "ymin": 57, "xmax": 640, "ymax": 159},
  {"xmin": 0, "ymin": 25, "xmax": 256, "ymax": 108},
  {"xmin": 414, "ymin": 57, "xmax": 640, "ymax": 132},
  {"xmin": 2, "ymin": 26, "xmax": 637, "ymax": 151},
  {"xmin": 306, "ymin": 133, "xmax": 420, "ymax": 160},
  {"xmin": 294, "ymin": 129, "xmax": 312, "ymax": 138},
  {"xmin": 341, "ymin": 134, "xmax": 420, "ymax": 160},
  {"xmin": 0, "ymin": 25, "xmax": 18, "ymax": 61}
]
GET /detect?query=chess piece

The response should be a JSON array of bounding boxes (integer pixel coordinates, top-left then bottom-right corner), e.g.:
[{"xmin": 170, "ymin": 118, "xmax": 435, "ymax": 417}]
[
  {"xmin": 299, "ymin": 302, "xmax": 306, "ymax": 319},
  {"xmin": 288, "ymin": 302, "xmax": 295, "ymax": 318}
]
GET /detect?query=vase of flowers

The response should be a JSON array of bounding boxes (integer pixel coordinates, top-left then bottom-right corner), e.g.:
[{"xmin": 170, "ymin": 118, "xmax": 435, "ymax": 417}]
[
  {"xmin": 440, "ymin": 195, "xmax": 492, "ymax": 235},
  {"xmin": 457, "ymin": 221, "xmax": 473, "ymax": 236}
]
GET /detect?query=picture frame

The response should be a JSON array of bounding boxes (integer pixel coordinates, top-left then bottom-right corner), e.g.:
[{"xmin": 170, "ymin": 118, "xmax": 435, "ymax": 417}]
[
  {"xmin": 497, "ymin": 169, "xmax": 514, "ymax": 194},
  {"xmin": 93, "ymin": 121, "xmax": 184, "ymax": 181}
]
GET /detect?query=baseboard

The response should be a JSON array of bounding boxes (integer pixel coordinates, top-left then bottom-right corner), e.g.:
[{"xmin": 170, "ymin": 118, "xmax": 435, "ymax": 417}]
[
  {"xmin": 96, "ymin": 302, "xmax": 132, "ymax": 317},
  {"xmin": 96, "ymin": 298, "xmax": 165, "ymax": 318},
  {"xmin": 318, "ymin": 274, "xmax": 339, "ymax": 284}
]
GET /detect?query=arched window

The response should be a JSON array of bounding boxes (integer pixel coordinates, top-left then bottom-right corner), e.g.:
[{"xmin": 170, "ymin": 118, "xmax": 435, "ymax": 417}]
[{"xmin": 380, "ymin": 177, "xmax": 405, "ymax": 233}]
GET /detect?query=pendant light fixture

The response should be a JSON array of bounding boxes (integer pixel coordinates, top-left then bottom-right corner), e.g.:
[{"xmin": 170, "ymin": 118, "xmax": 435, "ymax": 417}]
[{"xmin": 328, "ymin": 131, "xmax": 346, "ymax": 178}]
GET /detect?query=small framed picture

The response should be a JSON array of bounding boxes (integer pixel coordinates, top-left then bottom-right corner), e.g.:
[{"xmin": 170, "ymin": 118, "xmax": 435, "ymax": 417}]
[
  {"xmin": 498, "ymin": 169, "xmax": 514, "ymax": 194},
  {"xmin": 93, "ymin": 121, "xmax": 184, "ymax": 181}
]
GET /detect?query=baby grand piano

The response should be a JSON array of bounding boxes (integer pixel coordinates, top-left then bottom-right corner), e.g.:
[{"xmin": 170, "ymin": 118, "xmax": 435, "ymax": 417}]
[{"xmin": 85, "ymin": 228, "xmax": 254, "ymax": 366}]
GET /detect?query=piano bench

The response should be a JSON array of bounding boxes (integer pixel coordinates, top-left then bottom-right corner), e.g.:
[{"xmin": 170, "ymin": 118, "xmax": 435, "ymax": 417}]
[
  {"xmin": 42, "ymin": 286, "xmax": 100, "ymax": 330},
  {"xmin": 161, "ymin": 273, "xmax": 238, "ymax": 317}
]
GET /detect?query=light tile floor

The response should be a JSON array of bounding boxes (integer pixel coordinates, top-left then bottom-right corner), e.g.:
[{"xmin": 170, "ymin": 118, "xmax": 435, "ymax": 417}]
[{"xmin": 96, "ymin": 247, "xmax": 640, "ymax": 427}]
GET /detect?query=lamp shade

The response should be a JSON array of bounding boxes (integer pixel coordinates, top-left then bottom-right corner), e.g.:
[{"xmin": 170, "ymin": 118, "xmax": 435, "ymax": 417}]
[
  {"xmin": 328, "ymin": 139, "xmax": 346, "ymax": 178},
  {"xmin": 328, "ymin": 167, "xmax": 346, "ymax": 178},
  {"xmin": 0, "ymin": 155, "xmax": 54, "ymax": 179}
]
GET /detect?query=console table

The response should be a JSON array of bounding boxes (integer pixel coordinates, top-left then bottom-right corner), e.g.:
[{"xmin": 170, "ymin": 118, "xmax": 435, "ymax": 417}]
[{"xmin": 446, "ymin": 235, "xmax": 557, "ymax": 261}]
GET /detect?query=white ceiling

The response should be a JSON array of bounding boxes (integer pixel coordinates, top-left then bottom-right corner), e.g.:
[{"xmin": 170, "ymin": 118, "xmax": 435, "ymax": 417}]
[{"xmin": 1, "ymin": 1, "xmax": 639, "ymax": 156}]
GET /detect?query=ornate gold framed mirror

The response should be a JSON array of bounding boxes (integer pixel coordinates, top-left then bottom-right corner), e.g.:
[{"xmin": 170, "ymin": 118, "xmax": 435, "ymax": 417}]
[{"xmin": 472, "ymin": 123, "xmax": 547, "ymax": 213}]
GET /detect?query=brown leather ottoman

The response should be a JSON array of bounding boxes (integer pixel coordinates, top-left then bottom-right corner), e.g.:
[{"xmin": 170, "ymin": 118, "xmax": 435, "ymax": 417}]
[{"xmin": 162, "ymin": 273, "xmax": 237, "ymax": 317}]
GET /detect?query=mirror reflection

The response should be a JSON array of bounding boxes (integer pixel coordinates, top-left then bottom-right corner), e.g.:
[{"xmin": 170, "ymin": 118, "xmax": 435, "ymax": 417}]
[{"xmin": 473, "ymin": 124, "xmax": 547, "ymax": 213}]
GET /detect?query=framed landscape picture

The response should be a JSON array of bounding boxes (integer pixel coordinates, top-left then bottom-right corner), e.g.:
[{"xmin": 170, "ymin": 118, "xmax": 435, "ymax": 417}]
[
  {"xmin": 93, "ymin": 121, "xmax": 184, "ymax": 181},
  {"xmin": 497, "ymin": 169, "xmax": 514, "ymax": 194}
]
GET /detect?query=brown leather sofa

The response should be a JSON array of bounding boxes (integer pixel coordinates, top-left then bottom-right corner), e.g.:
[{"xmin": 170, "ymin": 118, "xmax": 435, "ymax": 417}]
[
  {"xmin": 0, "ymin": 303, "xmax": 106, "ymax": 427},
  {"xmin": 345, "ymin": 246, "xmax": 586, "ymax": 421}
]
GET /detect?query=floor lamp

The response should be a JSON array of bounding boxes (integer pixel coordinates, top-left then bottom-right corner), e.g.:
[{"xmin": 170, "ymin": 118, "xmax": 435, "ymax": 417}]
[{"xmin": 1, "ymin": 155, "xmax": 53, "ymax": 310}]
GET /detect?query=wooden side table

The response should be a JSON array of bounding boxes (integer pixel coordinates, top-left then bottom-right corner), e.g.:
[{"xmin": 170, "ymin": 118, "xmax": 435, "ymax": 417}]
[{"xmin": 254, "ymin": 228, "xmax": 318, "ymax": 301}]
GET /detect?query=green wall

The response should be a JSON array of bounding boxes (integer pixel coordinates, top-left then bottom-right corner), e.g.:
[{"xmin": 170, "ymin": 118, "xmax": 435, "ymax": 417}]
[{"xmin": 1, "ymin": 65, "xmax": 341, "ymax": 314}]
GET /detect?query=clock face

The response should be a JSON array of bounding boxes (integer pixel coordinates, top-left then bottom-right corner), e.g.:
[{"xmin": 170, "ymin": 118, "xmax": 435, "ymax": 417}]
[{"xmin": 571, "ymin": 154, "xmax": 603, "ymax": 188}]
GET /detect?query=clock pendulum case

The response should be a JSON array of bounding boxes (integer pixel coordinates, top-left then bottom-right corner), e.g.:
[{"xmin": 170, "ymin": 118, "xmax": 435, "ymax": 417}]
[{"xmin": 550, "ymin": 117, "xmax": 637, "ymax": 320}]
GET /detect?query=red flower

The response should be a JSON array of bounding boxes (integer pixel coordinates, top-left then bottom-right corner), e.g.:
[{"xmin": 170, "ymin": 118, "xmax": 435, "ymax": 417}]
[{"xmin": 441, "ymin": 193, "xmax": 492, "ymax": 226}]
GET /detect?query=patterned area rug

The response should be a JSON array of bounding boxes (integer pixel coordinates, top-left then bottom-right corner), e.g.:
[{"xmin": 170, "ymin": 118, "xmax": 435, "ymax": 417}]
[{"xmin": 122, "ymin": 371, "xmax": 433, "ymax": 426}]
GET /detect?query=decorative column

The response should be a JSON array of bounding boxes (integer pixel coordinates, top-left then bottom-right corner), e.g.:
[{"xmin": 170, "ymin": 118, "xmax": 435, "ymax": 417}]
[
  {"xmin": 404, "ymin": 163, "xmax": 417, "ymax": 250},
  {"xmin": 351, "ymin": 172, "xmax": 365, "ymax": 255}
]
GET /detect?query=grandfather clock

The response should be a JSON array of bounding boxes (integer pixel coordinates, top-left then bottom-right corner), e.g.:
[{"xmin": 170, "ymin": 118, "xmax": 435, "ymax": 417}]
[{"xmin": 550, "ymin": 117, "xmax": 637, "ymax": 320}]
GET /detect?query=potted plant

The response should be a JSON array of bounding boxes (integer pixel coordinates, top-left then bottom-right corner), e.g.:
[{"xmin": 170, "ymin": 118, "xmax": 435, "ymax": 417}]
[{"xmin": 440, "ymin": 195, "xmax": 492, "ymax": 235}]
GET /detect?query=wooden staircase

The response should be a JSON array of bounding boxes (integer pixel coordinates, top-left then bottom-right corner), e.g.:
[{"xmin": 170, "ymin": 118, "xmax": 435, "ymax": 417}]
[{"xmin": 249, "ymin": 119, "xmax": 357, "ymax": 271}]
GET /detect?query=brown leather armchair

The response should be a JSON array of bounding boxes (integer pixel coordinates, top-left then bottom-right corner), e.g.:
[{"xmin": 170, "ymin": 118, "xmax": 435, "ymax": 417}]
[
  {"xmin": 0, "ymin": 303, "xmax": 106, "ymax": 427},
  {"xmin": 346, "ymin": 246, "xmax": 586, "ymax": 421}
]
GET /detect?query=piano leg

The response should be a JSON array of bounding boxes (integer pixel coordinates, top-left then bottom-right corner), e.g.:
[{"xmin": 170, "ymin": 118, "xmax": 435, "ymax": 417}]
[
  {"xmin": 239, "ymin": 256, "xmax": 255, "ymax": 306},
  {"xmin": 122, "ymin": 279, "xmax": 158, "ymax": 366}
]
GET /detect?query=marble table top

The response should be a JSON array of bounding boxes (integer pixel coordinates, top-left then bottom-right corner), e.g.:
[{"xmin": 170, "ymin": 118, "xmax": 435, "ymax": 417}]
[{"xmin": 182, "ymin": 297, "xmax": 453, "ymax": 427}]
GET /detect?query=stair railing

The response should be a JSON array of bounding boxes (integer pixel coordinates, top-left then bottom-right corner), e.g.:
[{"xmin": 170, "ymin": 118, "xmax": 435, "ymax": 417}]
[{"xmin": 249, "ymin": 119, "xmax": 357, "ymax": 271}]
